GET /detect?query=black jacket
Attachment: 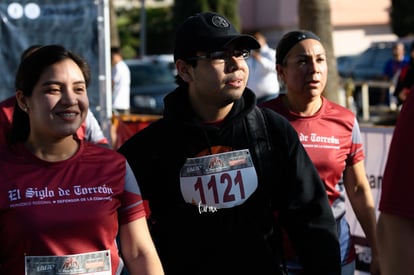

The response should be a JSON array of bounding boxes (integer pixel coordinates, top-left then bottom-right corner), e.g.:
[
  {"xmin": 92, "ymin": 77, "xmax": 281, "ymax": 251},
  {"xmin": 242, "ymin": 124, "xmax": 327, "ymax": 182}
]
[{"xmin": 118, "ymin": 87, "xmax": 340, "ymax": 275}]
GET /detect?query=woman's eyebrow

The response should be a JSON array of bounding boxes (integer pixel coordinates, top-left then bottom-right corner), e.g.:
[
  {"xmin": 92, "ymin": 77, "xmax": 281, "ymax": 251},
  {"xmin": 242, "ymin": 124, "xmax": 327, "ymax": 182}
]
[{"xmin": 41, "ymin": 80, "xmax": 86, "ymax": 86}]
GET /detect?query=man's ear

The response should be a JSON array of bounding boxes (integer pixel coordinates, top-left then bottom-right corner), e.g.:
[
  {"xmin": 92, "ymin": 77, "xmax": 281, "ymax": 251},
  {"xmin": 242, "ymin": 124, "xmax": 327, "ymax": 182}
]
[
  {"xmin": 176, "ymin": 59, "xmax": 193, "ymax": 82},
  {"xmin": 15, "ymin": 90, "xmax": 29, "ymax": 112}
]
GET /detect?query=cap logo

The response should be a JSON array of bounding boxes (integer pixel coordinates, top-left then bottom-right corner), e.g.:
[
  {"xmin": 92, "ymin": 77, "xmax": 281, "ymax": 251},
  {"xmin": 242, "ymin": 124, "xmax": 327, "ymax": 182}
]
[
  {"xmin": 211, "ymin": 15, "xmax": 229, "ymax": 28},
  {"xmin": 298, "ymin": 34, "xmax": 307, "ymax": 40}
]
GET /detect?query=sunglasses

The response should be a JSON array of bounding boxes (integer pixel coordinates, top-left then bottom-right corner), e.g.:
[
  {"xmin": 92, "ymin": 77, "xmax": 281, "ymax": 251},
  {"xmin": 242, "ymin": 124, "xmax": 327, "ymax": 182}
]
[{"xmin": 187, "ymin": 49, "xmax": 250, "ymax": 64}]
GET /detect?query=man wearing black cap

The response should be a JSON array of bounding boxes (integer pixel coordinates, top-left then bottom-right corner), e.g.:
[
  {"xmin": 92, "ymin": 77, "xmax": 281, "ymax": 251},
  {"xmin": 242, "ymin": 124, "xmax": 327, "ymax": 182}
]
[{"xmin": 118, "ymin": 12, "xmax": 340, "ymax": 275}]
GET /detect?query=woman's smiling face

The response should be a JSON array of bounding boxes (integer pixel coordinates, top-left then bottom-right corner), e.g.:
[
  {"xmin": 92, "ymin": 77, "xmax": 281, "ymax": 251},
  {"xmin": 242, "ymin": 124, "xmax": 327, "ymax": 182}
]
[{"xmin": 23, "ymin": 58, "xmax": 88, "ymax": 141}]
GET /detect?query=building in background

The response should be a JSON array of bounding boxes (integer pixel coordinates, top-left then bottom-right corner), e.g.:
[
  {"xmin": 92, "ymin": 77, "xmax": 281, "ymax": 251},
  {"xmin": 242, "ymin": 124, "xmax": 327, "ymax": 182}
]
[
  {"xmin": 239, "ymin": 0, "xmax": 396, "ymax": 57},
  {"xmin": 113, "ymin": 0, "xmax": 173, "ymax": 9}
]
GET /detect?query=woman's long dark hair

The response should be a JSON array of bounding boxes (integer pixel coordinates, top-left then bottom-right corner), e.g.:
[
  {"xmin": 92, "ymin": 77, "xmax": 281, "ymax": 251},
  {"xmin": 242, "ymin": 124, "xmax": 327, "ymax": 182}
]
[{"xmin": 10, "ymin": 45, "xmax": 91, "ymax": 144}]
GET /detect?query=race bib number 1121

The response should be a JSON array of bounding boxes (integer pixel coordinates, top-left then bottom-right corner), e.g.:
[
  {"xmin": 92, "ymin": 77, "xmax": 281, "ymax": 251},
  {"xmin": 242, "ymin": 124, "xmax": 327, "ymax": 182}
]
[{"xmin": 180, "ymin": 149, "xmax": 258, "ymax": 209}]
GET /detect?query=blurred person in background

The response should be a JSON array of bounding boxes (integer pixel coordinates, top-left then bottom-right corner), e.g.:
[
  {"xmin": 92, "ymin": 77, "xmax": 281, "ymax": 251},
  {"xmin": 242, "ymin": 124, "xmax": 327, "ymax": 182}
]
[
  {"xmin": 381, "ymin": 42, "xmax": 409, "ymax": 105},
  {"xmin": 383, "ymin": 42, "xmax": 409, "ymax": 81},
  {"xmin": 393, "ymin": 41, "xmax": 414, "ymax": 105},
  {"xmin": 246, "ymin": 31, "xmax": 280, "ymax": 103},
  {"xmin": 111, "ymin": 46, "xmax": 131, "ymax": 114}
]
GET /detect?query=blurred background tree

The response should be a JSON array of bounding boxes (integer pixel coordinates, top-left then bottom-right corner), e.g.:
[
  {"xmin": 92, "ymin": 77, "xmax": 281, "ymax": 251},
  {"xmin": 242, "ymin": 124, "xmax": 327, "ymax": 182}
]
[
  {"xmin": 114, "ymin": 0, "xmax": 239, "ymax": 59},
  {"xmin": 391, "ymin": 0, "xmax": 414, "ymax": 37},
  {"xmin": 116, "ymin": 7, "xmax": 175, "ymax": 58},
  {"xmin": 298, "ymin": 0, "xmax": 340, "ymax": 103},
  {"xmin": 110, "ymin": 0, "xmax": 119, "ymax": 47},
  {"xmin": 172, "ymin": 0, "xmax": 240, "ymax": 30}
]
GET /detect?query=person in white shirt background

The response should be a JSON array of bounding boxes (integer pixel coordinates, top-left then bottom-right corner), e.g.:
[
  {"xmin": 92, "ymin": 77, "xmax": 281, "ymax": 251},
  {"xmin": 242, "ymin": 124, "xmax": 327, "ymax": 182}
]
[
  {"xmin": 111, "ymin": 47, "xmax": 131, "ymax": 114},
  {"xmin": 246, "ymin": 31, "xmax": 280, "ymax": 103}
]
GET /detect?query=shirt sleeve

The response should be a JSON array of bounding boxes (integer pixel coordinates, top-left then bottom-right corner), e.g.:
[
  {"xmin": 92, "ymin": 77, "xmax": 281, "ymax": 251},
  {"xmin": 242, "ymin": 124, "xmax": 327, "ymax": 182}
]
[
  {"xmin": 118, "ymin": 160, "xmax": 146, "ymax": 224},
  {"xmin": 346, "ymin": 117, "xmax": 365, "ymax": 166}
]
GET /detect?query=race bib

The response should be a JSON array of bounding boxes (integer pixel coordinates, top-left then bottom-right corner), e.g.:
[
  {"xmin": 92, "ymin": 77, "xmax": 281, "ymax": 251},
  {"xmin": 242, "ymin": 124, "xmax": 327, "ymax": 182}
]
[
  {"xmin": 180, "ymin": 149, "xmax": 258, "ymax": 210},
  {"xmin": 25, "ymin": 250, "xmax": 111, "ymax": 275}
]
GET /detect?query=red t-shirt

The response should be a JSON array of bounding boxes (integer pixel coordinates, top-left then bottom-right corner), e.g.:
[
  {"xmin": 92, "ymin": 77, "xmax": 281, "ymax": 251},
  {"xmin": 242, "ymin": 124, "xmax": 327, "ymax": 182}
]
[
  {"xmin": 0, "ymin": 141, "xmax": 145, "ymax": 274},
  {"xmin": 379, "ymin": 91, "xmax": 414, "ymax": 218},
  {"xmin": 261, "ymin": 96, "xmax": 363, "ymax": 265},
  {"xmin": 261, "ymin": 96, "xmax": 365, "ymax": 214}
]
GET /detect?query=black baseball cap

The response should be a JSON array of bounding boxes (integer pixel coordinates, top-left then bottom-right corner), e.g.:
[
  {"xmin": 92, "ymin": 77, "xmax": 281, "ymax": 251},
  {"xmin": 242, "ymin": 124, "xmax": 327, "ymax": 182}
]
[{"xmin": 173, "ymin": 12, "xmax": 260, "ymax": 61}]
